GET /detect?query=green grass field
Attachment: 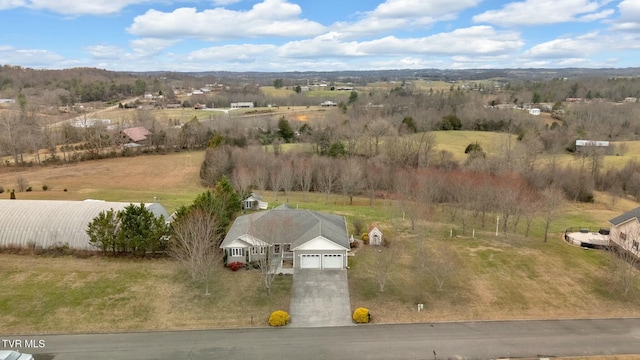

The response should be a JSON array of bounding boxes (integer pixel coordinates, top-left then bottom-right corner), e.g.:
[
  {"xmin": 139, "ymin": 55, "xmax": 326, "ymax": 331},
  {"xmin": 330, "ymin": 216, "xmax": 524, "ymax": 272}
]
[{"xmin": 2, "ymin": 142, "xmax": 640, "ymax": 334}]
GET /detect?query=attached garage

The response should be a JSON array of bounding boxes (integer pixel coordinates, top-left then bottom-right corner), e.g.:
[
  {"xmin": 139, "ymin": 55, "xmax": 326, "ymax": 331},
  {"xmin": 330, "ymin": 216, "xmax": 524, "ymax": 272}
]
[
  {"xmin": 300, "ymin": 254, "xmax": 322, "ymax": 269},
  {"xmin": 323, "ymin": 254, "xmax": 343, "ymax": 269}
]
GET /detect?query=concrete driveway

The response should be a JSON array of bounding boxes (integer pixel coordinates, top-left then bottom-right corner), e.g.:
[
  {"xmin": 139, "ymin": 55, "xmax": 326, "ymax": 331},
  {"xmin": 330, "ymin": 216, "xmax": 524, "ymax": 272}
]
[{"xmin": 288, "ymin": 269, "xmax": 354, "ymax": 327}]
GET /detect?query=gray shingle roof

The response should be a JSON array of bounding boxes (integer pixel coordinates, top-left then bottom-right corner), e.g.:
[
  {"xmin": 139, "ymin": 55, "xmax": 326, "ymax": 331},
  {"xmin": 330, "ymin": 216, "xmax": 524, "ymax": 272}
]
[
  {"xmin": 220, "ymin": 207, "xmax": 349, "ymax": 249},
  {"xmin": 0, "ymin": 200, "xmax": 169, "ymax": 250},
  {"xmin": 609, "ymin": 206, "xmax": 640, "ymax": 226}
]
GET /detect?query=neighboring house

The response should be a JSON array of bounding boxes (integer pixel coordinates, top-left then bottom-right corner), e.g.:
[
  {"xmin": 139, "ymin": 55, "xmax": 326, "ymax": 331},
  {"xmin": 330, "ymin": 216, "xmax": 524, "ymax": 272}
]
[
  {"xmin": 320, "ymin": 100, "xmax": 337, "ymax": 107},
  {"xmin": 0, "ymin": 200, "xmax": 169, "ymax": 250},
  {"xmin": 230, "ymin": 102, "xmax": 254, "ymax": 109},
  {"xmin": 368, "ymin": 223, "xmax": 383, "ymax": 246},
  {"xmin": 609, "ymin": 207, "xmax": 640, "ymax": 259},
  {"xmin": 121, "ymin": 126, "xmax": 151, "ymax": 145},
  {"xmin": 529, "ymin": 108, "xmax": 541, "ymax": 116},
  {"xmin": 242, "ymin": 193, "xmax": 268, "ymax": 210},
  {"xmin": 220, "ymin": 205, "xmax": 350, "ymax": 269}
]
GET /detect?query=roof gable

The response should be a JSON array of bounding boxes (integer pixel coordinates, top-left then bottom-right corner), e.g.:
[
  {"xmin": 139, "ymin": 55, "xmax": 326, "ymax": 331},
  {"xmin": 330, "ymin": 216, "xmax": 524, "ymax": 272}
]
[
  {"xmin": 220, "ymin": 208, "xmax": 349, "ymax": 249},
  {"xmin": 293, "ymin": 236, "xmax": 348, "ymax": 251},
  {"xmin": 609, "ymin": 207, "xmax": 640, "ymax": 226}
]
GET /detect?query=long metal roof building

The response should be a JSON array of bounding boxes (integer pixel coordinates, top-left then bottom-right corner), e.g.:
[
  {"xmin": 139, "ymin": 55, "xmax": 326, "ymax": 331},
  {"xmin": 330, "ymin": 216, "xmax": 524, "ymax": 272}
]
[{"xmin": 0, "ymin": 200, "xmax": 169, "ymax": 250}]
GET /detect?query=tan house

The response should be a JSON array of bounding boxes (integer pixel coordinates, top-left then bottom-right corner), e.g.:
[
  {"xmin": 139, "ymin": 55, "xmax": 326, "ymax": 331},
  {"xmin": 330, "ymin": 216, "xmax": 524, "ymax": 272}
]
[
  {"xmin": 608, "ymin": 207, "xmax": 640, "ymax": 258},
  {"xmin": 368, "ymin": 222, "xmax": 383, "ymax": 246}
]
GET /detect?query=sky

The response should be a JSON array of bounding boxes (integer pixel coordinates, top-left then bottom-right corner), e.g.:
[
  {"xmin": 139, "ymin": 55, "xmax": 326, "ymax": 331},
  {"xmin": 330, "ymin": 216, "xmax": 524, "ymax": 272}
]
[{"xmin": 0, "ymin": 0, "xmax": 639, "ymax": 72}]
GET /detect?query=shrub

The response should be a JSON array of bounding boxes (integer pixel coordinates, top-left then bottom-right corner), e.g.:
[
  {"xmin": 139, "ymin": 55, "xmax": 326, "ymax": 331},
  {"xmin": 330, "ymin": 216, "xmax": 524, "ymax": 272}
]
[
  {"xmin": 0, "ymin": 185, "xmax": 4, "ymax": 194},
  {"xmin": 63, "ymin": 188, "xmax": 68, "ymax": 192},
  {"xmin": 26, "ymin": 186, "xmax": 32, "ymax": 192},
  {"xmin": 10, "ymin": 189, "xmax": 15, "ymax": 199},
  {"xmin": 362, "ymin": 233, "xmax": 369, "ymax": 245},
  {"xmin": 353, "ymin": 307, "xmax": 370, "ymax": 323},
  {"xmin": 268, "ymin": 310, "xmax": 290, "ymax": 326},
  {"xmin": 350, "ymin": 240, "xmax": 359, "ymax": 249},
  {"xmin": 228, "ymin": 261, "xmax": 244, "ymax": 271},
  {"xmin": 42, "ymin": 184, "xmax": 49, "ymax": 191},
  {"xmin": 352, "ymin": 217, "xmax": 365, "ymax": 235}
]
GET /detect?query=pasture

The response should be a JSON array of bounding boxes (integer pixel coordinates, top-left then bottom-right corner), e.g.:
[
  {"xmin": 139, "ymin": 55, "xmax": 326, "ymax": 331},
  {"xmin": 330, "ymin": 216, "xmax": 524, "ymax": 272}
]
[{"xmin": 2, "ymin": 149, "xmax": 640, "ymax": 335}]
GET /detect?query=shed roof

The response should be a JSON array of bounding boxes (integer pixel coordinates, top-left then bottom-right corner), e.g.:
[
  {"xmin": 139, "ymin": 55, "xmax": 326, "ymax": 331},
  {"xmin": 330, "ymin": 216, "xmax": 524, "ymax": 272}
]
[
  {"xmin": 609, "ymin": 206, "xmax": 640, "ymax": 226},
  {"xmin": 0, "ymin": 200, "xmax": 168, "ymax": 250}
]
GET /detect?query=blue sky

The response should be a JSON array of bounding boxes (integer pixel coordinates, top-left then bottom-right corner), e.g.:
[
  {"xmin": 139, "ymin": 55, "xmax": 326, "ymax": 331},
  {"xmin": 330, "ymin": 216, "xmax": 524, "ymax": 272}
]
[{"xmin": 0, "ymin": 0, "xmax": 638, "ymax": 72}]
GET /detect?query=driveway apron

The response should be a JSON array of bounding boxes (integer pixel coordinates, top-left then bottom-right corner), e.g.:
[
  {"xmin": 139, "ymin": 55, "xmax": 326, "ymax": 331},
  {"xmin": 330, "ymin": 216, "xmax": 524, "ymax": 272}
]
[{"xmin": 288, "ymin": 269, "xmax": 354, "ymax": 327}]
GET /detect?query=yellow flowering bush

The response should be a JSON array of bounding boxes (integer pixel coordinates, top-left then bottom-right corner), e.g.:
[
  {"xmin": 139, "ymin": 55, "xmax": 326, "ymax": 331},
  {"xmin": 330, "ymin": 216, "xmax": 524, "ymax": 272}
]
[
  {"xmin": 353, "ymin": 307, "xmax": 370, "ymax": 323},
  {"xmin": 268, "ymin": 310, "xmax": 290, "ymax": 326}
]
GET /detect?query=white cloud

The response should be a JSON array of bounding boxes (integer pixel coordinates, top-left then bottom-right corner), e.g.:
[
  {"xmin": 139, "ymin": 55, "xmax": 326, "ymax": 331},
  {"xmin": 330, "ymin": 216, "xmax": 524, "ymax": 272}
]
[
  {"xmin": 212, "ymin": 0, "xmax": 241, "ymax": 5},
  {"xmin": 130, "ymin": 37, "xmax": 178, "ymax": 57},
  {"xmin": 611, "ymin": 0, "xmax": 640, "ymax": 32},
  {"xmin": 0, "ymin": 0, "xmax": 150, "ymax": 15},
  {"xmin": 369, "ymin": 0, "xmax": 480, "ymax": 19},
  {"xmin": 187, "ymin": 44, "xmax": 277, "ymax": 63},
  {"xmin": 278, "ymin": 26, "xmax": 523, "ymax": 58},
  {"xmin": 128, "ymin": 0, "xmax": 326, "ymax": 40},
  {"xmin": 86, "ymin": 45, "xmax": 125, "ymax": 59},
  {"xmin": 0, "ymin": 45, "xmax": 68, "ymax": 67},
  {"xmin": 332, "ymin": 0, "xmax": 480, "ymax": 39},
  {"xmin": 523, "ymin": 31, "xmax": 640, "ymax": 62},
  {"xmin": 473, "ymin": 0, "xmax": 613, "ymax": 26},
  {"xmin": 0, "ymin": 0, "xmax": 25, "ymax": 10},
  {"xmin": 524, "ymin": 32, "xmax": 605, "ymax": 58}
]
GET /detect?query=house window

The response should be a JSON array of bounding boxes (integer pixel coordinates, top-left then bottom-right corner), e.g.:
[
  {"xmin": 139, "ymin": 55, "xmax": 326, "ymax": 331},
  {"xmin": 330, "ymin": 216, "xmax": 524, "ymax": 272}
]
[
  {"xmin": 283, "ymin": 243, "xmax": 291, "ymax": 253},
  {"xmin": 251, "ymin": 247, "xmax": 266, "ymax": 255},
  {"xmin": 274, "ymin": 244, "xmax": 281, "ymax": 254},
  {"xmin": 230, "ymin": 248, "xmax": 243, "ymax": 257},
  {"xmin": 633, "ymin": 241, "xmax": 639, "ymax": 251},
  {"xmin": 620, "ymin": 232, "xmax": 627, "ymax": 241}
]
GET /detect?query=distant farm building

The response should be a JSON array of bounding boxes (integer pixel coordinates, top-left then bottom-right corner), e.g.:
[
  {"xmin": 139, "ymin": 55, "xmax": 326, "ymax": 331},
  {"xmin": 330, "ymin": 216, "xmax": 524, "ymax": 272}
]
[
  {"xmin": 0, "ymin": 200, "xmax": 169, "ymax": 250},
  {"xmin": 72, "ymin": 118, "xmax": 112, "ymax": 128},
  {"xmin": 529, "ymin": 108, "xmax": 541, "ymax": 116},
  {"xmin": 320, "ymin": 101, "xmax": 338, "ymax": 107},
  {"xmin": 575, "ymin": 140, "xmax": 609, "ymax": 152},
  {"xmin": 231, "ymin": 102, "xmax": 254, "ymax": 109}
]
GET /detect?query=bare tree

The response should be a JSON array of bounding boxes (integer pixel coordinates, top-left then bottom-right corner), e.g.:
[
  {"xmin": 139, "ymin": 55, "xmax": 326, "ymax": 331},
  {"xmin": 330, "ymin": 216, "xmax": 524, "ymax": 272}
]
[
  {"xmin": 415, "ymin": 239, "xmax": 460, "ymax": 292},
  {"xmin": 268, "ymin": 159, "xmax": 283, "ymax": 201},
  {"xmin": 541, "ymin": 187, "xmax": 564, "ymax": 242},
  {"xmin": 363, "ymin": 157, "xmax": 384, "ymax": 206},
  {"xmin": 232, "ymin": 165, "xmax": 254, "ymax": 201},
  {"xmin": 253, "ymin": 160, "xmax": 269, "ymax": 196},
  {"xmin": 280, "ymin": 158, "xmax": 295, "ymax": 202},
  {"xmin": 295, "ymin": 156, "xmax": 314, "ymax": 201},
  {"xmin": 372, "ymin": 244, "xmax": 396, "ymax": 292},
  {"xmin": 252, "ymin": 214, "xmax": 298, "ymax": 295},
  {"xmin": 169, "ymin": 209, "xmax": 223, "ymax": 295},
  {"xmin": 315, "ymin": 157, "xmax": 339, "ymax": 203},
  {"xmin": 339, "ymin": 158, "xmax": 364, "ymax": 205},
  {"xmin": 365, "ymin": 118, "xmax": 391, "ymax": 157},
  {"xmin": 608, "ymin": 227, "xmax": 640, "ymax": 296}
]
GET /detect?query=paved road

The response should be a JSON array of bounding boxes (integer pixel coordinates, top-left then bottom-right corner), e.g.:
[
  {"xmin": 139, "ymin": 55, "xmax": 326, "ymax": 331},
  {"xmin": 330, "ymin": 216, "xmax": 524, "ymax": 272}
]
[
  {"xmin": 4, "ymin": 318, "xmax": 640, "ymax": 360},
  {"xmin": 289, "ymin": 269, "xmax": 353, "ymax": 327}
]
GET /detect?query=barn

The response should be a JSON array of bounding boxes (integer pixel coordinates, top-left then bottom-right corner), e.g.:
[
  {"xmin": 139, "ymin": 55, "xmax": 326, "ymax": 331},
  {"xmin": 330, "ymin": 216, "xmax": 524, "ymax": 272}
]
[{"xmin": 0, "ymin": 200, "xmax": 169, "ymax": 250}]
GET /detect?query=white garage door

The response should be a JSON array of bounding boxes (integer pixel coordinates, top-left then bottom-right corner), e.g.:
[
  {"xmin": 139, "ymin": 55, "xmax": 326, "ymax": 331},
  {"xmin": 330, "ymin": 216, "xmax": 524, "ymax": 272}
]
[
  {"xmin": 323, "ymin": 254, "xmax": 343, "ymax": 269},
  {"xmin": 300, "ymin": 254, "xmax": 321, "ymax": 269}
]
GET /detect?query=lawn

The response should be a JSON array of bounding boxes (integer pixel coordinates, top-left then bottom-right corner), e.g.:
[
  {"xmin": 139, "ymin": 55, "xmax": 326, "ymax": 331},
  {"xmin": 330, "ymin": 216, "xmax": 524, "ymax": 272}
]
[
  {"xmin": 0, "ymin": 254, "xmax": 291, "ymax": 334},
  {"xmin": 2, "ymin": 150, "xmax": 640, "ymax": 336}
]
